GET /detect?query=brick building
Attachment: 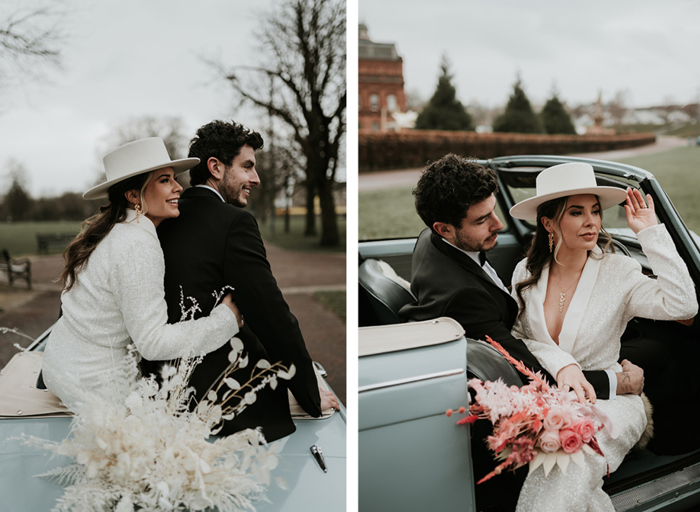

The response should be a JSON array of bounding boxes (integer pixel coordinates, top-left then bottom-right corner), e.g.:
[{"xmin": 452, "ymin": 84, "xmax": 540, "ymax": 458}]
[{"xmin": 358, "ymin": 24, "xmax": 406, "ymax": 132}]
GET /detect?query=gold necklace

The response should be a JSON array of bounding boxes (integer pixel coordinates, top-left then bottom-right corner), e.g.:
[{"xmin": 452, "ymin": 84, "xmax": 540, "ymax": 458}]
[{"xmin": 551, "ymin": 268, "xmax": 583, "ymax": 313}]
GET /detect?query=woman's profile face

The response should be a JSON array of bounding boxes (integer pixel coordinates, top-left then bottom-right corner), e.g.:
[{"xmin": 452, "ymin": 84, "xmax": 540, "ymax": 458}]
[
  {"xmin": 142, "ymin": 167, "xmax": 182, "ymax": 227},
  {"xmin": 555, "ymin": 194, "xmax": 602, "ymax": 252}
]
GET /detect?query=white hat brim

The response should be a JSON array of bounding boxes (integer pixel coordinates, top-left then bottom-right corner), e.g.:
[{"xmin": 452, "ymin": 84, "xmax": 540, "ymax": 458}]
[
  {"xmin": 509, "ymin": 185, "xmax": 628, "ymax": 221},
  {"xmin": 83, "ymin": 157, "xmax": 199, "ymax": 200}
]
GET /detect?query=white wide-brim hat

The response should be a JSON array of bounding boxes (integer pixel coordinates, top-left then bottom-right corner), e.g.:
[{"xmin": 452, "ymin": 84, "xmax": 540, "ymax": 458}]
[
  {"xmin": 84, "ymin": 137, "xmax": 200, "ymax": 200},
  {"xmin": 509, "ymin": 162, "xmax": 628, "ymax": 221}
]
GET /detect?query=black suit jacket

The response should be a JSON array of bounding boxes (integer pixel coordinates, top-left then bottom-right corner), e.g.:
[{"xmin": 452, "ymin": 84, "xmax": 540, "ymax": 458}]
[
  {"xmin": 400, "ymin": 229, "xmax": 612, "ymax": 398},
  {"xmin": 143, "ymin": 187, "xmax": 322, "ymax": 441}
]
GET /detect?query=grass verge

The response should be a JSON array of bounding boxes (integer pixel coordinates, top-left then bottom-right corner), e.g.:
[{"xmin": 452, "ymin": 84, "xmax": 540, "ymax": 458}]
[
  {"xmin": 359, "ymin": 186, "xmax": 425, "ymax": 240},
  {"xmin": 0, "ymin": 221, "xmax": 82, "ymax": 257},
  {"xmin": 358, "ymin": 145, "xmax": 700, "ymax": 240},
  {"xmin": 313, "ymin": 290, "xmax": 346, "ymax": 321},
  {"xmin": 260, "ymin": 215, "xmax": 346, "ymax": 253},
  {"xmin": 0, "ymin": 215, "xmax": 347, "ymax": 257},
  {"xmin": 614, "ymin": 146, "xmax": 700, "ymax": 234}
]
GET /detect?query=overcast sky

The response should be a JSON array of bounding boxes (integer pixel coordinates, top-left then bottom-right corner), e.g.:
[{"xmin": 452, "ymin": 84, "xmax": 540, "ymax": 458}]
[
  {"xmin": 3, "ymin": 1, "xmax": 698, "ymax": 197},
  {"xmin": 358, "ymin": 0, "xmax": 700, "ymax": 111},
  {"xmin": 0, "ymin": 0, "xmax": 277, "ymax": 198}
]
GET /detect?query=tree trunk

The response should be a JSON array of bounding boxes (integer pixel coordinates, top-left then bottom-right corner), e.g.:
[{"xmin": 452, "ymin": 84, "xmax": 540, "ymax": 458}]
[
  {"xmin": 284, "ymin": 175, "xmax": 291, "ymax": 234},
  {"xmin": 304, "ymin": 181, "xmax": 316, "ymax": 236},
  {"xmin": 318, "ymin": 178, "xmax": 339, "ymax": 246}
]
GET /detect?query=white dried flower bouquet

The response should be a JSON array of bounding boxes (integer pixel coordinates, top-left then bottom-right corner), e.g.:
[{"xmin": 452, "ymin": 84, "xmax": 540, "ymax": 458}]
[{"xmin": 23, "ymin": 337, "xmax": 295, "ymax": 512}]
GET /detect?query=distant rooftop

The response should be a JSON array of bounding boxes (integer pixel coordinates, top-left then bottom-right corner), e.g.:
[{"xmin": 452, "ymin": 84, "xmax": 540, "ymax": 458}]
[{"xmin": 359, "ymin": 23, "xmax": 401, "ymax": 61}]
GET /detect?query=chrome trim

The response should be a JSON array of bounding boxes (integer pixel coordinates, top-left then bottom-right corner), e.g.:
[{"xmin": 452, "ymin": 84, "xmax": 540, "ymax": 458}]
[
  {"xmin": 313, "ymin": 361, "xmax": 328, "ymax": 378},
  {"xmin": 359, "ymin": 368, "xmax": 464, "ymax": 393},
  {"xmin": 611, "ymin": 461, "xmax": 700, "ymax": 511}
]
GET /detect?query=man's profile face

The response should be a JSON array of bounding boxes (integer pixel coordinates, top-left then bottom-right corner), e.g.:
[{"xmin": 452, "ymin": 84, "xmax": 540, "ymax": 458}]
[
  {"xmin": 451, "ymin": 194, "xmax": 504, "ymax": 252},
  {"xmin": 219, "ymin": 144, "xmax": 260, "ymax": 207}
]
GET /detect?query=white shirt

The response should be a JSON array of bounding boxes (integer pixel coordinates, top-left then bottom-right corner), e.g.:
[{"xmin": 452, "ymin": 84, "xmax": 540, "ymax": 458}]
[
  {"xmin": 453, "ymin": 243, "xmax": 510, "ymax": 295},
  {"xmin": 195, "ymin": 184, "xmax": 224, "ymax": 202}
]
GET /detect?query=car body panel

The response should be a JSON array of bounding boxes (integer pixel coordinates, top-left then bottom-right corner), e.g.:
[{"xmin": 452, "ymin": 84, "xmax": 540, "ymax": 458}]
[
  {"xmin": 0, "ymin": 409, "xmax": 346, "ymax": 512},
  {"xmin": 359, "ymin": 320, "xmax": 475, "ymax": 512},
  {"xmin": 0, "ymin": 325, "xmax": 346, "ymax": 512}
]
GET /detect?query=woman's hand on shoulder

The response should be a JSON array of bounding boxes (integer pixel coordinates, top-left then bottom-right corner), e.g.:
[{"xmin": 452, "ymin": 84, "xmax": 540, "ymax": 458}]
[
  {"xmin": 222, "ymin": 294, "xmax": 244, "ymax": 328},
  {"xmin": 624, "ymin": 187, "xmax": 657, "ymax": 234}
]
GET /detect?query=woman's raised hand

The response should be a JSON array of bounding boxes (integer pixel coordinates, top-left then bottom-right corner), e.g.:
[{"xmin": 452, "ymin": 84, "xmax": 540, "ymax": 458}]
[
  {"xmin": 222, "ymin": 294, "xmax": 244, "ymax": 328},
  {"xmin": 624, "ymin": 187, "xmax": 657, "ymax": 234}
]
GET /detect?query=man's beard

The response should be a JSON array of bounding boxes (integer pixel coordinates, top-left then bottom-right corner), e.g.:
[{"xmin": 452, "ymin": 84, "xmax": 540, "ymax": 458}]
[
  {"xmin": 221, "ymin": 182, "xmax": 247, "ymax": 208},
  {"xmin": 229, "ymin": 196, "xmax": 246, "ymax": 208},
  {"xmin": 454, "ymin": 229, "xmax": 494, "ymax": 253}
]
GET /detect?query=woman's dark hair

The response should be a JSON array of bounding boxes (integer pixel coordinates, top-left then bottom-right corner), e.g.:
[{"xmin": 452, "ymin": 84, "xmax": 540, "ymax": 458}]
[
  {"xmin": 413, "ymin": 154, "xmax": 498, "ymax": 230},
  {"xmin": 188, "ymin": 120, "xmax": 264, "ymax": 186},
  {"xmin": 514, "ymin": 195, "xmax": 613, "ymax": 319},
  {"xmin": 60, "ymin": 172, "xmax": 152, "ymax": 291}
]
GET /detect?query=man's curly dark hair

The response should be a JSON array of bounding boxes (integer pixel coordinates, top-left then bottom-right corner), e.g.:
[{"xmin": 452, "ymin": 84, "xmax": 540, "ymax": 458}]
[
  {"xmin": 413, "ymin": 154, "xmax": 499, "ymax": 231},
  {"xmin": 188, "ymin": 120, "xmax": 264, "ymax": 186}
]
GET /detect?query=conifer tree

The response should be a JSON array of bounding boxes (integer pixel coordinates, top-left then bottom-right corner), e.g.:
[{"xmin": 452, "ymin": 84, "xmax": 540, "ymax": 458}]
[
  {"xmin": 415, "ymin": 55, "xmax": 473, "ymax": 131},
  {"xmin": 493, "ymin": 77, "xmax": 543, "ymax": 134},
  {"xmin": 540, "ymin": 92, "xmax": 577, "ymax": 134}
]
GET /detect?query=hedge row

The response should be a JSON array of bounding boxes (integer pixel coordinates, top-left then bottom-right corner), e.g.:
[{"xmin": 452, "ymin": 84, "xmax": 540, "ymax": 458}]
[{"xmin": 359, "ymin": 131, "xmax": 656, "ymax": 172}]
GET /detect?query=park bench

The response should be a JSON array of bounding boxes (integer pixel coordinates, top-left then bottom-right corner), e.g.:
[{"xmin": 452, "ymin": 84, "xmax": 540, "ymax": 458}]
[
  {"xmin": 0, "ymin": 249, "xmax": 31, "ymax": 288},
  {"xmin": 36, "ymin": 233, "xmax": 75, "ymax": 255}
]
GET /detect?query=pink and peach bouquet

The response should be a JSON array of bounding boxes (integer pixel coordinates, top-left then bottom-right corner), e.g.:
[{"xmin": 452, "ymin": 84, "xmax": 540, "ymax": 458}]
[{"xmin": 447, "ymin": 337, "xmax": 607, "ymax": 483}]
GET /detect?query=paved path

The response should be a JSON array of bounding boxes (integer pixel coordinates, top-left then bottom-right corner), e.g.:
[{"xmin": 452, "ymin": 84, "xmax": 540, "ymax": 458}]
[
  {"xmin": 569, "ymin": 135, "xmax": 687, "ymax": 160},
  {"xmin": 359, "ymin": 136, "xmax": 689, "ymax": 192},
  {"xmin": 0, "ymin": 243, "xmax": 346, "ymax": 404}
]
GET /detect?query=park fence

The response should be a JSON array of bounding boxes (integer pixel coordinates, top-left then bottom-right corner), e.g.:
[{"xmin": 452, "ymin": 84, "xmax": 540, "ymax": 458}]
[{"xmin": 359, "ymin": 131, "xmax": 656, "ymax": 172}]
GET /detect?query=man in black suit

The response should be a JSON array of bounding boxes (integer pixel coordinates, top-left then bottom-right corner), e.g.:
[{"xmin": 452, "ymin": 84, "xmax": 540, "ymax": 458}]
[
  {"xmin": 399, "ymin": 154, "xmax": 644, "ymax": 402},
  {"xmin": 399, "ymin": 154, "xmax": 646, "ymax": 510},
  {"xmin": 147, "ymin": 120, "xmax": 338, "ymax": 442}
]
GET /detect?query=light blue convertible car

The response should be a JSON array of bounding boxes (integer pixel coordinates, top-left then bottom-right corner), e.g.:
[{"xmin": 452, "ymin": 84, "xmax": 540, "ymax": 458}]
[
  {"xmin": 359, "ymin": 155, "xmax": 700, "ymax": 512},
  {"xmin": 0, "ymin": 326, "xmax": 346, "ymax": 511}
]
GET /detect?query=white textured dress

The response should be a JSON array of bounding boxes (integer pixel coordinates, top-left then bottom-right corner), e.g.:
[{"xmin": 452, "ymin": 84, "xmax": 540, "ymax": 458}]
[
  {"xmin": 511, "ymin": 224, "xmax": 698, "ymax": 512},
  {"xmin": 42, "ymin": 209, "xmax": 238, "ymax": 411}
]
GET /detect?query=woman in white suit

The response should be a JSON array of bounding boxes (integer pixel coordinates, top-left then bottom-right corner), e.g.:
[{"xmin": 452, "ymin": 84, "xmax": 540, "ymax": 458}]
[
  {"xmin": 42, "ymin": 138, "xmax": 243, "ymax": 411},
  {"xmin": 509, "ymin": 163, "xmax": 697, "ymax": 511}
]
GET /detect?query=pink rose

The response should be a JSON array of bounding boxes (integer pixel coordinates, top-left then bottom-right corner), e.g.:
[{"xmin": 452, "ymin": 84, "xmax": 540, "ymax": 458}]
[
  {"xmin": 572, "ymin": 418, "xmax": 596, "ymax": 443},
  {"xmin": 537, "ymin": 429, "xmax": 561, "ymax": 453},
  {"xmin": 559, "ymin": 428, "xmax": 583, "ymax": 454},
  {"xmin": 543, "ymin": 406, "xmax": 572, "ymax": 431}
]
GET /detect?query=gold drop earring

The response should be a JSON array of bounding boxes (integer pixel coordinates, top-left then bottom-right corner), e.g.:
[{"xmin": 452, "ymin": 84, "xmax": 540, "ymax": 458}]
[
  {"xmin": 135, "ymin": 203, "xmax": 142, "ymax": 223},
  {"xmin": 548, "ymin": 232, "xmax": 554, "ymax": 253}
]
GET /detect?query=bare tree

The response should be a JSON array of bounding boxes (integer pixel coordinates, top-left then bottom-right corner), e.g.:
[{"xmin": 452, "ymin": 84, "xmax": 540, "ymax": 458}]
[
  {"xmin": 254, "ymin": 140, "xmax": 303, "ymax": 234},
  {"xmin": 213, "ymin": 0, "xmax": 346, "ymax": 247},
  {"xmin": 607, "ymin": 90, "xmax": 631, "ymax": 127},
  {"xmin": 92, "ymin": 116, "xmax": 189, "ymax": 187},
  {"xmin": 0, "ymin": 3, "xmax": 64, "ymax": 105},
  {"xmin": 101, "ymin": 116, "xmax": 189, "ymax": 159}
]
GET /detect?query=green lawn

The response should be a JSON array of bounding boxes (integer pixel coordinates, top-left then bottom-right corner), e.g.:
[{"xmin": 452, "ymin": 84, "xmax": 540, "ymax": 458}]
[
  {"xmin": 359, "ymin": 184, "xmax": 506, "ymax": 240},
  {"xmin": 313, "ymin": 290, "xmax": 346, "ymax": 321},
  {"xmin": 0, "ymin": 221, "xmax": 82, "ymax": 257},
  {"xmin": 260, "ymin": 215, "xmax": 346, "ymax": 253},
  {"xmin": 0, "ymin": 215, "xmax": 346, "ymax": 257},
  {"xmin": 359, "ymin": 186, "xmax": 425, "ymax": 240},
  {"xmin": 358, "ymin": 145, "xmax": 700, "ymax": 240},
  {"xmin": 614, "ymin": 146, "xmax": 700, "ymax": 234}
]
